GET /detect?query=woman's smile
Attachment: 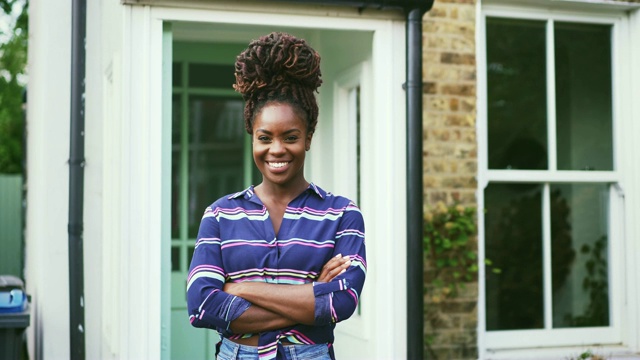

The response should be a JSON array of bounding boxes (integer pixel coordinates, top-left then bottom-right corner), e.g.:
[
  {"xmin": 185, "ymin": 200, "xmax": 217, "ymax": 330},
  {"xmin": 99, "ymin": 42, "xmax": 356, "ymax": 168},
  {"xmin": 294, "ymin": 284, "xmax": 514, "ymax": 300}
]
[
  {"xmin": 267, "ymin": 161, "xmax": 290, "ymax": 169},
  {"xmin": 252, "ymin": 102, "xmax": 313, "ymax": 189}
]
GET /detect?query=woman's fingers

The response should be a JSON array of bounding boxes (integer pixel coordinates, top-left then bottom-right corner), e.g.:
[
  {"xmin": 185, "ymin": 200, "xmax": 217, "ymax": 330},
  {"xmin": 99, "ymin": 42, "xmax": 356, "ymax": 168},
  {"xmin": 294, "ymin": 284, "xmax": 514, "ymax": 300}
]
[{"xmin": 318, "ymin": 254, "xmax": 351, "ymax": 282}]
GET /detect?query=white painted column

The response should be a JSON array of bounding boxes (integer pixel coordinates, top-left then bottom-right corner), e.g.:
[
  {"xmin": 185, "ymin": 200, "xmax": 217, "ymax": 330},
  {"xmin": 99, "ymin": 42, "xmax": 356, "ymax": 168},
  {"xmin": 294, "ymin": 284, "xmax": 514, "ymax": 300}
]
[{"xmin": 25, "ymin": 1, "xmax": 72, "ymax": 359}]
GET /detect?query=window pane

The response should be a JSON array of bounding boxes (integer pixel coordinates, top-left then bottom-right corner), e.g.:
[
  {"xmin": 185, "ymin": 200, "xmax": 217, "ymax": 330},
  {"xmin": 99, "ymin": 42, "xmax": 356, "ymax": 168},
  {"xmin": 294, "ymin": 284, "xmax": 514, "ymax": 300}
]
[
  {"xmin": 485, "ymin": 183, "xmax": 544, "ymax": 330},
  {"xmin": 486, "ymin": 18, "xmax": 548, "ymax": 170},
  {"xmin": 188, "ymin": 64, "xmax": 236, "ymax": 89},
  {"xmin": 555, "ymin": 23, "xmax": 613, "ymax": 171},
  {"xmin": 188, "ymin": 96, "xmax": 246, "ymax": 238},
  {"xmin": 173, "ymin": 62, "xmax": 182, "ymax": 87},
  {"xmin": 171, "ymin": 246, "xmax": 180, "ymax": 272},
  {"xmin": 551, "ymin": 184, "xmax": 609, "ymax": 328}
]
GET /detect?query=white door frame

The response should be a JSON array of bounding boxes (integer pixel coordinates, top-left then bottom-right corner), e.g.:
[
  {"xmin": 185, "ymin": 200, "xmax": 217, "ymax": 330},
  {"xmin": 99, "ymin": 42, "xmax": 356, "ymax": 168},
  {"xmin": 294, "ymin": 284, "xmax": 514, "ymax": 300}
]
[{"xmin": 117, "ymin": 4, "xmax": 407, "ymax": 359}]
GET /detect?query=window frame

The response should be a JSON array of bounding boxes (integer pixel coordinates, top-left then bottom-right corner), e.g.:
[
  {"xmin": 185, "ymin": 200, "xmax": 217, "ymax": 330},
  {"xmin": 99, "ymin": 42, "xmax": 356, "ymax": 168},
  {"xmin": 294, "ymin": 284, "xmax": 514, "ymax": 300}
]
[{"xmin": 477, "ymin": 3, "xmax": 632, "ymax": 356}]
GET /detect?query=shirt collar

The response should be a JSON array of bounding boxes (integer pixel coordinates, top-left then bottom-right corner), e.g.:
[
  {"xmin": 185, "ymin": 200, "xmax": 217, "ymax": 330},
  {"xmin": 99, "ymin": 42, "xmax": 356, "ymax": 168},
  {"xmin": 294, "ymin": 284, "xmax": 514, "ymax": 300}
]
[{"xmin": 228, "ymin": 183, "xmax": 325, "ymax": 201}]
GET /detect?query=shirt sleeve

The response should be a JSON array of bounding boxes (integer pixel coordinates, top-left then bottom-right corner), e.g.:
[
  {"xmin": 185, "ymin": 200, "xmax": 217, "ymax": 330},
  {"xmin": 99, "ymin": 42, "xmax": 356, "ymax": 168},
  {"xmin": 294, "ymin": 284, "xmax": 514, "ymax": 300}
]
[
  {"xmin": 312, "ymin": 201, "xmax": 367, "ymax": 326},
  {"xmin": 186, "ymin": 206, "xmax": 251, "ymax": 334}
]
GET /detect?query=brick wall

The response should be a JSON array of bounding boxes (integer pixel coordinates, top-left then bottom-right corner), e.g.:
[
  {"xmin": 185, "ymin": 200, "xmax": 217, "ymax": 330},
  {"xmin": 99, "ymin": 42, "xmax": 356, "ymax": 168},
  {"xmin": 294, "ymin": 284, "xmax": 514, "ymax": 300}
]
[
  {"xmin": 423, "ymin": 0, "xmax": 478, "ymax": 359},
  {"xmin": 423, "ymin": 0, "xmax": 477, "ymax": 208}
]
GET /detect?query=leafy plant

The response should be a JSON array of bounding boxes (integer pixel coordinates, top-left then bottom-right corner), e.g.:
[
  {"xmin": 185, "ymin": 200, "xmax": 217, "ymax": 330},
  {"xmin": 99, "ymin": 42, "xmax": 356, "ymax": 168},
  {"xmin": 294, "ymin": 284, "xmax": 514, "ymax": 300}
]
[
  {"xmin": 565, "ymin": 349, "xmax": 607, "ymax": 360},
  {"xmin": 423, "ymin": 202, "xmax": 487, "ymax": 359},
  {"xmin": 423, "ymin": 202, "xmax": 484, "ymax": 300}
]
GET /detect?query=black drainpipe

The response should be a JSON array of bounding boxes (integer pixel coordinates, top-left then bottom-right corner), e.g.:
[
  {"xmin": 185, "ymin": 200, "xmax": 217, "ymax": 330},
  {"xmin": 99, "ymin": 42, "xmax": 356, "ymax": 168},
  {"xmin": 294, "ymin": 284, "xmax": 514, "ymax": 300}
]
[
  {"xmin": 69, "ymin": 0, "xmax": 87, "ymax": 358},
  {"xmin": 404, "ymin": 5, "xmax": 431, "ymax": 359}
]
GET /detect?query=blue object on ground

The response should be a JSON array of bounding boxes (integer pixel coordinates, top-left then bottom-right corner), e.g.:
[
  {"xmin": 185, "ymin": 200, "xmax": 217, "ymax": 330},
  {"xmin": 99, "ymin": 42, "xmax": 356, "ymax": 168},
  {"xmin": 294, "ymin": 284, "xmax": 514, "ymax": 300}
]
[{"xmin": 0, "ymin": 275, "xmax": 30, "ymax": 359}]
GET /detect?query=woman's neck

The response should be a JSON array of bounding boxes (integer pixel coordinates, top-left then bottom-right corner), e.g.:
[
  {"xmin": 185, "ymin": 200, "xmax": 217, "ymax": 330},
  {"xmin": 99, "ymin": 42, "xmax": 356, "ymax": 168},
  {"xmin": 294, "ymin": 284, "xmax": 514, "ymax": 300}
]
[{"xmin": 255, "ymin": 179, "xmax": 310, "ymax": 205}]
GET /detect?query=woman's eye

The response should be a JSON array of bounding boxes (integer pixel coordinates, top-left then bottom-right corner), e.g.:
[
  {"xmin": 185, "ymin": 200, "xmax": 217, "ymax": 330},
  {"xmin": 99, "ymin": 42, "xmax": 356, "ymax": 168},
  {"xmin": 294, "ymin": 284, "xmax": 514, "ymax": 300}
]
[
  {"xmin": 257, "ymin": 136, "xmax": 270, "ymax": 141},
  {"xmin": 285, "ymin": 136, "xmax": 298, "ymax": 142}
]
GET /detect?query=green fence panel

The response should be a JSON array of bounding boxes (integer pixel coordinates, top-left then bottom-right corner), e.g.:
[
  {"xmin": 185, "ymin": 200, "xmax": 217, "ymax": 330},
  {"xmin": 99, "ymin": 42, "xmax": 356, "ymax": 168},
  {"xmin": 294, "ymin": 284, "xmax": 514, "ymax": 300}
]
[{"xmin": 0, "ymin": 174, "xmax": 24, "ymax": 277}]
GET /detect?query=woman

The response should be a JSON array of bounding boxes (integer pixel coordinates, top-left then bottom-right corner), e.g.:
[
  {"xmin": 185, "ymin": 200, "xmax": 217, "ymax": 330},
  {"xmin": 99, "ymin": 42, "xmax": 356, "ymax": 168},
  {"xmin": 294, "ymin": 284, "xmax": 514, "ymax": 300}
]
[{"xmin": 187, "ymin": 32, "xmax": 367, "ymax": 360}]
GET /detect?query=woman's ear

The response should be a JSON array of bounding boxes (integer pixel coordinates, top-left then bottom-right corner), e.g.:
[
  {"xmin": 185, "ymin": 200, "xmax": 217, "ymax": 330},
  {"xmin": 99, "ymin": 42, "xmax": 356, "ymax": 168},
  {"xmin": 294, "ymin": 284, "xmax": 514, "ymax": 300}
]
[{"xmin": 305, "ymin": 131, "xmax": 314, "ymax": 151}]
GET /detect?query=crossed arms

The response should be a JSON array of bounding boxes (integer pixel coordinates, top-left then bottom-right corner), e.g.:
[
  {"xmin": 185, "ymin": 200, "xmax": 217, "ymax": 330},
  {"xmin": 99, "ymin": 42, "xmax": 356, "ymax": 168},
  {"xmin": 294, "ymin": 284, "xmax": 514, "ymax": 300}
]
[{"xmin": 223, "ymin": 254, "xmax": 351, "ymax": 333}]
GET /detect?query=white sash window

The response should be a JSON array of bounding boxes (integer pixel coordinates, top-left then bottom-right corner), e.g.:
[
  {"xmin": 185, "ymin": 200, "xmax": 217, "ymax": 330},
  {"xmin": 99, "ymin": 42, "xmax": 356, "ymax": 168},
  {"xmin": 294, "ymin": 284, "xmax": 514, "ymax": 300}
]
[{"xmin": 478, "ymin": 3, "xmax": 637, "ymax": 357}]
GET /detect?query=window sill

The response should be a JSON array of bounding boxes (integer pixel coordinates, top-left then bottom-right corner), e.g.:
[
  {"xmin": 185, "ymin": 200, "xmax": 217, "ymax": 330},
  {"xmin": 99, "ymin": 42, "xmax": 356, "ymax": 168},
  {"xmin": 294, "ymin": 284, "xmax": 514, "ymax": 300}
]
[{"xmin": 483, "ymin": 345, "xmax": 639, "ymax": 360}]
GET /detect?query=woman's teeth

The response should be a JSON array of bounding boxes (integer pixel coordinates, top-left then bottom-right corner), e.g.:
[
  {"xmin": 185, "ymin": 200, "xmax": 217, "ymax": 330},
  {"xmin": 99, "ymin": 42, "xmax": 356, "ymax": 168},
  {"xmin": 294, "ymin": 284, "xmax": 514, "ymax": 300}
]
[{"xmin": 269, "ymin": 162, "xmax": 288, "ymax": 168}]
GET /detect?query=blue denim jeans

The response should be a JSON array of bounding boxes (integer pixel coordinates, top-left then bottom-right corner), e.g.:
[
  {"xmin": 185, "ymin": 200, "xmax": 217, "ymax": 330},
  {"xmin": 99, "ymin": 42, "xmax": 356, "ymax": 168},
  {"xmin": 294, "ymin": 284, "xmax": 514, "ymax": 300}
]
[{"xmin": 217, "ymin": 338, "xmax": 331, "ymax": 360}]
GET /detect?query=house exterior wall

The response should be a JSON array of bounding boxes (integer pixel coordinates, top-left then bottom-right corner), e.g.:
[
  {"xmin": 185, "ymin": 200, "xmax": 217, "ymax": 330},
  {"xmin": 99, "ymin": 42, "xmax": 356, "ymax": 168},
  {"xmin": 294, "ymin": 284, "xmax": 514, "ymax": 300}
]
[
  {"xmin": 26, "ymin": 0, "xmax": 126, "ymax": 358},
  {"xmin": 27, "ymin": 1, "xmax": 408, "ymax": 359},
  {"xmin": 24, "ymin": 0, "xmax": 640, "ymax": 359}
]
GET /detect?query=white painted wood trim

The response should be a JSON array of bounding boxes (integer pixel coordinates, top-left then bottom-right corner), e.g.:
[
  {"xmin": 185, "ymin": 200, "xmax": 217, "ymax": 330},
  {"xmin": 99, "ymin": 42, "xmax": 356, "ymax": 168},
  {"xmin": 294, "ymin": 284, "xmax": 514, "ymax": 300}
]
[
  {"xmin": 485, "ymin": 170, "xmax": 620, "ymax": 183},
  {"xmin": 333, "ymin": 63, "xmax": 365, "ymax": 204},
  {"xmin": 542, "ymin": 184, "xmax": 552, "ymax": 330},
  {"xmin": 116, "ymin": 4, "xmax": 409, "ymax": 359},
  {"xmin": 120, "ymin": 5, "xmax": 164, "ymax": 358},
  {"xmin": 152, "ymin": 5, "xmax": 398, "ymax": 31},
  {"xmin": 475, "ymin": 2, "xmax": 489, "ymax": 357},
  {"xmin": 622, "ymin": 7, "xmax": 640, "ymax": 353},
  {"xmin": 545, "ymin": 20, "xmax": 557, "ymax": 171}
]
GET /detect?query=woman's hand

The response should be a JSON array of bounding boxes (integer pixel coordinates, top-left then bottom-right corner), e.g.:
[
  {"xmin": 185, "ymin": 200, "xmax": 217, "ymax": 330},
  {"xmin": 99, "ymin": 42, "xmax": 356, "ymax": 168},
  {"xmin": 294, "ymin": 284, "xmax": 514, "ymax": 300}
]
[{"xmin": 317, "ymin": 254, "xmax": 351, "ymax": 283}]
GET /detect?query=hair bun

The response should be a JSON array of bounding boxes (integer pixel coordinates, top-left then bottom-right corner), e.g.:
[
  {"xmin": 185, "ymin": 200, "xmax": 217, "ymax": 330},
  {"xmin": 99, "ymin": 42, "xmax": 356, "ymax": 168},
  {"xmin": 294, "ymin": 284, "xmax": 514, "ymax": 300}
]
[{"xmin": 234, "ymin": 32, "xmax": 322, "ymax": 98}]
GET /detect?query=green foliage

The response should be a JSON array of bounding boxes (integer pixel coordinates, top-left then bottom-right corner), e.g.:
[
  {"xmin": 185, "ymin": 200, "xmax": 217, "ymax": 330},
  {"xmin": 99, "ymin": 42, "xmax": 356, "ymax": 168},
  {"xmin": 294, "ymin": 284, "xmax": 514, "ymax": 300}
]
[
  {"xmin": 423, "ymin": 202, "xmax": 480, "ymax": 300},
  {"xmin": 423, "ymin": 202, "xmax": 484, "ymax": 359},
  {"xmin": 0, "ymin": 0, "xmax": 28, "ymax": 174},
  {"xmin": 565, "ymin": 349, "xmax": 607, "ymax": 360},
  {"xmin": 564, "ymin": 235, "xmax": 609, "ymax": 327}
]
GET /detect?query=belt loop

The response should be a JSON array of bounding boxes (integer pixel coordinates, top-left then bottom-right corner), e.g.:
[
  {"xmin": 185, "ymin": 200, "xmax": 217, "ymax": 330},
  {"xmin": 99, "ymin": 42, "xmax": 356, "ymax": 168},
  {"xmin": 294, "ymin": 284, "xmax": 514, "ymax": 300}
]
[{"xmin": 232, "ymin": 340, "xmax": 240, "ymax": 359}]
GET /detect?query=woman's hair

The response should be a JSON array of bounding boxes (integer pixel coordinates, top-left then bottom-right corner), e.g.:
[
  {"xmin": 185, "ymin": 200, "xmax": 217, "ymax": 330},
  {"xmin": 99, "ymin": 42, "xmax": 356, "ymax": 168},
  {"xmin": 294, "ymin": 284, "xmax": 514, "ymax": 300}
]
[{"xmin": 233, "ymin": 32, "xmax": 322, "ymax": 134}]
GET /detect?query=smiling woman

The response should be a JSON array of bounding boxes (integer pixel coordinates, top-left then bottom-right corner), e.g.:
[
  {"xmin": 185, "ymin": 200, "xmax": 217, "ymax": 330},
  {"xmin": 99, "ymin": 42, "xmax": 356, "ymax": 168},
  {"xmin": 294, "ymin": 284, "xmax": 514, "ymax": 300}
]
[{"xmin": 186, "ymin": 32, "xmax": 367, "ymax": 360}]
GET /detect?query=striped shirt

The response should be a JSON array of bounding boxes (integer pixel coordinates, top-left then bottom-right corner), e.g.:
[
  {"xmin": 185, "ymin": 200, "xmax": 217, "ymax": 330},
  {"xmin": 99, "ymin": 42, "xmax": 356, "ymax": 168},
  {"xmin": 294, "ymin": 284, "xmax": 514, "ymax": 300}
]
[{"xmin": 187, "ymin": 183, "xmax": 367, "ymax": 360}]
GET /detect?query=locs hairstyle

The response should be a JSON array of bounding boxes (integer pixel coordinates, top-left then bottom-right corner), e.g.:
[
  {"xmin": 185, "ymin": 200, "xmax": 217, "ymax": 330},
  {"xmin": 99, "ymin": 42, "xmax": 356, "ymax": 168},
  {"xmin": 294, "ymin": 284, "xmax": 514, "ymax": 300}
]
[{"xmin": 233, "ymin": 32, "xmax": 322, "ymax": 134}]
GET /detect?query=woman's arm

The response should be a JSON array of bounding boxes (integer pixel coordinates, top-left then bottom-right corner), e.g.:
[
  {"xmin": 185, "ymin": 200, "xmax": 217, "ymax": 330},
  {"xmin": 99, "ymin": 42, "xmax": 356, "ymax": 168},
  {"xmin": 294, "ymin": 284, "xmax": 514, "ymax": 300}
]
[
  {"xmin": 312, "ymin": 204, "xmax": 367, "ymax": 325},
  {"xmin": 187, "ymin": 210, "xmax": 253, "ymax": 332},
  {"xmin": 226, "ymin": 254, "xmax": 352, "ymax": 326},
  {"xmin": 225, "ymin": 282, "xmax": 316, "ymax": 325},
  {"xmin": 228, "ymin": 304, "xmax": 297, "ymax": 333}
]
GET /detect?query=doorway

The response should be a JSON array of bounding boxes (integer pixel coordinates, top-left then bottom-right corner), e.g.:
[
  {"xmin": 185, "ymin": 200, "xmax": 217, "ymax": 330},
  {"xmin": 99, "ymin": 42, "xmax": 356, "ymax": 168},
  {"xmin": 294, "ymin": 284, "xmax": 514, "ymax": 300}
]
[{"xmin": 160, "ymin": 16, "xmax": 403, "ymax": 358}]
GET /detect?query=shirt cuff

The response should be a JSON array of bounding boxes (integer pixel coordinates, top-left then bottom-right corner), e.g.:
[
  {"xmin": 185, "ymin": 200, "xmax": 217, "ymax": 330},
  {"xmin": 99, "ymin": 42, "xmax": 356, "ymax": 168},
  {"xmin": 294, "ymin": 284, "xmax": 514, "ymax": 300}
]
[
  {"xmin": 313, "ymin": 279, "xmax": 349, "ymax": 325},
  {"xmin": 205, "ymin": 293, "xmax": 250, "ymax": 332},
  {"xmin": 313, "ymin": 279, "xmax": 349, "ymax": 296}
]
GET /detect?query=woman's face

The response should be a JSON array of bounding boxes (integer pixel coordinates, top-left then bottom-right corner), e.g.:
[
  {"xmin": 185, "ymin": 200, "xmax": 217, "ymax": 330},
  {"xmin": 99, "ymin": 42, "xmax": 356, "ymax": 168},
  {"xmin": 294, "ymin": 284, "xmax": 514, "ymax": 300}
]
[{"xmin": 252, "ymin": 102, "xmax": 312, "ymax": 189}]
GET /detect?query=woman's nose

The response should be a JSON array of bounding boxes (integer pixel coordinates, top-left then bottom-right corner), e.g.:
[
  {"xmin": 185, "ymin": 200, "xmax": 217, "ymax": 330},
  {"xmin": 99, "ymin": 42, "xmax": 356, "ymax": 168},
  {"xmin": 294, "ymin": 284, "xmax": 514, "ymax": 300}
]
[{"xmin": 269, "ymin": 139, "xmax": 286, "ymax": 154}]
